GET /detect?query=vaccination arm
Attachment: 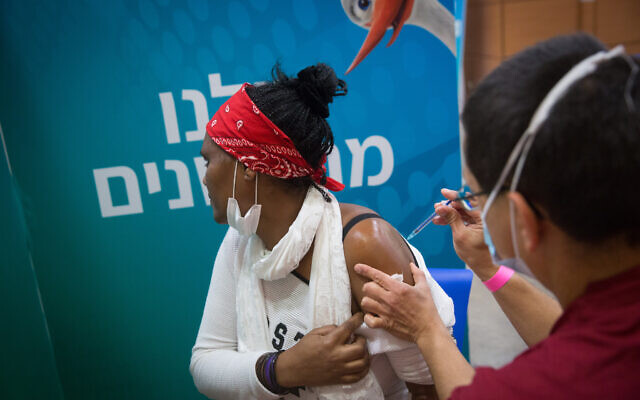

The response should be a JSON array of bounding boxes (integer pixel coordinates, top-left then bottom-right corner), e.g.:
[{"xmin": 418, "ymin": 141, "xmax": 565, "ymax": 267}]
[
  {"xmin": 433, "ymin": 188, "xmax": 562, "ymax": 347},
  {"xmin": 343, "ymin": 214, "xmax": 440, "ymax": 400},
  {"xmin": 355, "ymin": 262, "xmax": 474, "ymax": 400}
]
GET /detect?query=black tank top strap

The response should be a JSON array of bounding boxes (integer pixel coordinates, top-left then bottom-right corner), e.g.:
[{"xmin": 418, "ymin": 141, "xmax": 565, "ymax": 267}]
[
  {"xmin": 342, "ymin": 213, "xmax": 419, "ymax": 267},
  {"xmin": 342, "ymin": 213, "xmax": 382, "ymax": 242}
]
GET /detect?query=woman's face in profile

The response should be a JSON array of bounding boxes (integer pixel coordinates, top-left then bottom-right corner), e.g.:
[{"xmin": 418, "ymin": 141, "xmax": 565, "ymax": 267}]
[{"xmin": 200, "ymin": 135, "xmax": 235, "ymax": 224}]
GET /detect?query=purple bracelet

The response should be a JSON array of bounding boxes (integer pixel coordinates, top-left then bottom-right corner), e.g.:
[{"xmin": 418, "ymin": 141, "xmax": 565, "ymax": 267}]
[
  {"xmin": 257, "ymin": 351, "xmax": 290, "ymax": 395},
  {"xmin": 265, "ymin": 353, "xmax": 277, "ymax": 389}
]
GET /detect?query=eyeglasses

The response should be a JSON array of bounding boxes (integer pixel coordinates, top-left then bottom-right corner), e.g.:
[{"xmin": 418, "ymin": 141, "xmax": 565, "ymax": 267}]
[
  {"xmin": 455, "ymin": 185, "xmax": 543, "ymax": 218},
  {"xmin": 451, "ymin": 186, "xmax": 489, "ymax": 211}
]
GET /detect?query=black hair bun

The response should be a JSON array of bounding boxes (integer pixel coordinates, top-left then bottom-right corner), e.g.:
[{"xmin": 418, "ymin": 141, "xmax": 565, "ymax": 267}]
[{"xmin": 296, "ymin": 63, "xmax": 347, "ymax": 118}]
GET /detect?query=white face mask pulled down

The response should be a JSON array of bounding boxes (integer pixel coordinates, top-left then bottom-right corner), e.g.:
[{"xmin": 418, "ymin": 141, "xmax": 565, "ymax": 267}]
[
  {"xmin": 227, "ymin": 161, "xmax": 261, "ymax": 236},
  {"xmin": 480, "ymin": 45, "xmax": 637, "ymax": 277}
]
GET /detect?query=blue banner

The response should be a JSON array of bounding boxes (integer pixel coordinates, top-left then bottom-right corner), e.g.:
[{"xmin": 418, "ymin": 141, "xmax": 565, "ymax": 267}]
[{"xmin": 1, "ymin": 0, "xmax": 465, "ymax": 398}]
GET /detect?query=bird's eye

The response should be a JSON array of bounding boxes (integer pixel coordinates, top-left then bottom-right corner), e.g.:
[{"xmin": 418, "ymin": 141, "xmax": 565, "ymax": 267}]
[{"xmin": 358, "ymin": 0, "xmax": 370, "ymax": 11}]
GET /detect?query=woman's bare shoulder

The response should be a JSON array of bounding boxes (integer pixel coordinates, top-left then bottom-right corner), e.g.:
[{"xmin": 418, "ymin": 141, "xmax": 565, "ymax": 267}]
[{"xmin": 338, "ymin": 202, "xmax": 377, "ymax": 226}]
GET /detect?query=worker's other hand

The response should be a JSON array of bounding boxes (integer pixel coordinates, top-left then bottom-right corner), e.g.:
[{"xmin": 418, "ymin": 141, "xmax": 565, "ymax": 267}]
[{"xmin": 355, "ymin": 263, "xmax": 443, "ymax": 343}]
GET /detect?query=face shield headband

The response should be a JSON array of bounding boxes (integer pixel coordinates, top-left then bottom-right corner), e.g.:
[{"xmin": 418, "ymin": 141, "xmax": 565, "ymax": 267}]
[{"xmin": 481, "ymin": 45, "xmax": 638, "ymax": 271}]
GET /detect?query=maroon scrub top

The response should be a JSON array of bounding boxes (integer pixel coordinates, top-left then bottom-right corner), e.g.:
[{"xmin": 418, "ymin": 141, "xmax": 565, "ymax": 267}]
[{"xmin": 451, "ymin": 264, "xmax": 640, "ymax": 400}]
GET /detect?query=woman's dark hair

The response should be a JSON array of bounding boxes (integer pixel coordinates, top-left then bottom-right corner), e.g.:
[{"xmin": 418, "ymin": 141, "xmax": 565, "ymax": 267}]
[
  {"xmin": 462, "ymin": 33, "xmax": 640, "ymax": 245},
  {"xmin": 246, "ymin": 63, "xmax": 347, "ymax": 200}
]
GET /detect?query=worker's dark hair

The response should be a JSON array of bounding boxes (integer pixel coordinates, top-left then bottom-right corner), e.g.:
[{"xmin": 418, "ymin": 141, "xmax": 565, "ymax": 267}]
[
  {"xmin": 246, "ymin": 63, "xmax": 347, "ymax": 200},
  {"xmin": 463, "ymin": 33, "xmax": 640, "ymax": 245}
]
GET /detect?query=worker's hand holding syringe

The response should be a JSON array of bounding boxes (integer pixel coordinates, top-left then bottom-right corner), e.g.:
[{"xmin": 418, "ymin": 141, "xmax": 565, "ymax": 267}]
[
  {"xmin": 429, "ymin": 188, "xmax": 562, "ymax": 346},
  {"xmin": 406, "ymin": 187, "xmax": 497, "ymax": 280},
  {"xmin": 430, "ymin": 188, "xmax": 498, "ymax": 281}
]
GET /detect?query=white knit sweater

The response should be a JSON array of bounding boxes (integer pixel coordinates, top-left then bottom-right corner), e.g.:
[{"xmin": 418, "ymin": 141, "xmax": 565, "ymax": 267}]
[{"xmin": 190, "ymin": 228, "xmax": 454, "ymax": 399}]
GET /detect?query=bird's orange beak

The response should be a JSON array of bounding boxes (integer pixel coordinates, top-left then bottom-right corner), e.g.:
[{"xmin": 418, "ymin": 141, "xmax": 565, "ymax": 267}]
[{"xmin": 346, "ymin": 0, "xmax": 414, "ymax": 74}]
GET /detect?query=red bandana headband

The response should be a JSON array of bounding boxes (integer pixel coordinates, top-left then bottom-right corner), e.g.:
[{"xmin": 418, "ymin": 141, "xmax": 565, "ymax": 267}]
[{"xmin": 206, "ymin": 83, "xmax": 345, "ymax": 192}]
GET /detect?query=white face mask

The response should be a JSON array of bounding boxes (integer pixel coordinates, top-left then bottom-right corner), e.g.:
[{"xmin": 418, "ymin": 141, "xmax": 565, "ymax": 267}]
[
  {"xmin": 227, "ymin": 161, "xmax": 261, "ymax": 236},
  {"xmin": 480, "ymin": 45, "xmax": 633, "ymax": 277}
]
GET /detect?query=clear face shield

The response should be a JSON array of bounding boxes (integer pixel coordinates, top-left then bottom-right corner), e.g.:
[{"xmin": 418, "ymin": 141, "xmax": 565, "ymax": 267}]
[{"xmin": 479, "ymin": 45, "xmax": 638, "ymax": 276}]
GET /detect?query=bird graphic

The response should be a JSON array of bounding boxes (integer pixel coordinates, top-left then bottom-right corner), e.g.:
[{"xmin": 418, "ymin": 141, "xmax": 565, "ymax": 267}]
[{"xmin": 342, "ymin": 0, "xmax": 455, "ymax": 73}]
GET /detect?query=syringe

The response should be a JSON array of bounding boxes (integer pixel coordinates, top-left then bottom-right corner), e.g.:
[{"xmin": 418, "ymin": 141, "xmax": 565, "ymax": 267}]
[{"xmin": 405, "ymin": 200, "xmax": 452, "ymax": 241}]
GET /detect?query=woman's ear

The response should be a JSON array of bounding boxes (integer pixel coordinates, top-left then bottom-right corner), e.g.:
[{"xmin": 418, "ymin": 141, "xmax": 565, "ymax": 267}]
[
  {"xmin": 243, "ymin": 166, "xmax": 257, "ymax": 182},
  {"xmin": 508, "ymin": 192, "xmax": 542, "ymax": 253}
]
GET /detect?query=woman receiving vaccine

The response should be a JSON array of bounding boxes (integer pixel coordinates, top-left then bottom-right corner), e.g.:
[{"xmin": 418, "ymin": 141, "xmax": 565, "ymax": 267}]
[{"xmin": 190, "ymin": 63, "xmax": 455, "ymax": 400}]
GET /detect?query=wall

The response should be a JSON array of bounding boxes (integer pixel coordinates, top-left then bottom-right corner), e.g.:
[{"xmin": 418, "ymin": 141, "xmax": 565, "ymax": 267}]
[{"xmin": 464, "ymin": 0, "xmax": 640, "ymax": 91}]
